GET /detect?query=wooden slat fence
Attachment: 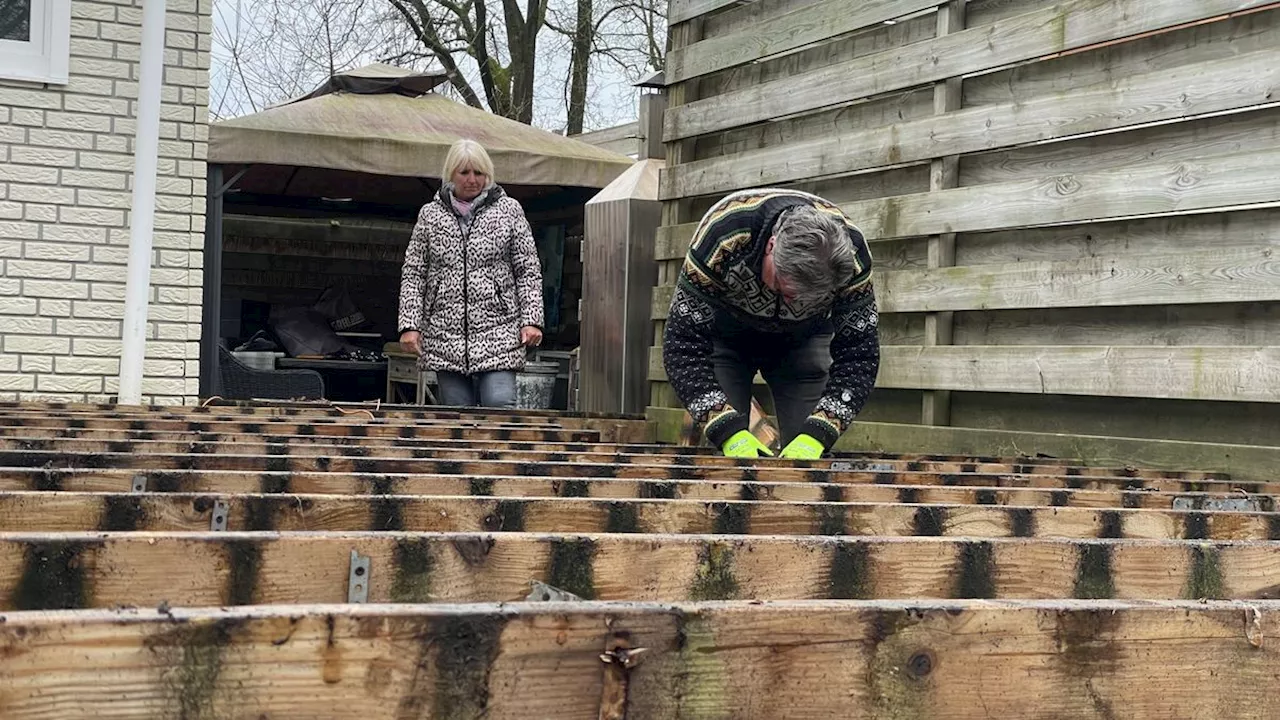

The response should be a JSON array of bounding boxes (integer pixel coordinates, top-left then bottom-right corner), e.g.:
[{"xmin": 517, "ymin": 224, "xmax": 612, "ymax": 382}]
[{"xmin": 648, "ymin": 0, "xmax": 1280, "ymax": 477}]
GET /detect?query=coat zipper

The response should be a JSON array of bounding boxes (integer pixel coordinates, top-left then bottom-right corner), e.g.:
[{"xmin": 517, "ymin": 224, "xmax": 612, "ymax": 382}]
[
  {"xmin": 456, "ymin": 212, "xmax": 471, "ymax": 375},
  {"xmin": 450, "ymin": 194, "xmax": 490, "ymax": 375}
]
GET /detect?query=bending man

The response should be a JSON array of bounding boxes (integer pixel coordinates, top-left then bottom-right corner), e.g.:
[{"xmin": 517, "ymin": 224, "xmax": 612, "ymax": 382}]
[{"xmin": 662, "ymin": 188, "xmax": 880, "ymax": 459}]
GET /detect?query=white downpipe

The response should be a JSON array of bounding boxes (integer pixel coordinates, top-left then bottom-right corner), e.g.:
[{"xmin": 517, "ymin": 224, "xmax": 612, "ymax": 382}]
[{"xmin": 117, "ymin": 0, "xmax": 167, "ymax": 405}]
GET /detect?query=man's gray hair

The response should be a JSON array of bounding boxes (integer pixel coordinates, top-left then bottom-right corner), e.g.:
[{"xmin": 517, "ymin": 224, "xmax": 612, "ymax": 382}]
[{"xmin": 772, "ymin": 205, "xmax": 857, "ymax": 305}]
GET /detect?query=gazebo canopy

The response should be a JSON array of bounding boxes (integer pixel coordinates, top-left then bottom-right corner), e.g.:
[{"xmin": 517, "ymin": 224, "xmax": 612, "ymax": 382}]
[{"xmin": 209, "ymin": 64, "xmax": 636, "ymax": 210}]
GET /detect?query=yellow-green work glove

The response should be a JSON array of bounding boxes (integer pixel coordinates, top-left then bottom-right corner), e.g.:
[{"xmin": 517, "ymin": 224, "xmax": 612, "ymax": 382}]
[
  {"xmin": 722, "ymin": 430, "xmax": 774, "ymax": 459},
  {"xmin": 780, "ymin": 434, "xmax": 825, "ymax": 460}
]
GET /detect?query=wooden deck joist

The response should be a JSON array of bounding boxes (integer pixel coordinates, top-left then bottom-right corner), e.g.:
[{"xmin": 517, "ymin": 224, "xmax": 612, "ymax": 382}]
[
  {"xmin": 2, "ymin": 532, "xmax": 1279, "ymax": 609},
  {"xmin": 0, "ymin": 450, "xmax": 1249, "ymax": 492},
  {"xmin": 0, "ymin": 411, "xmax": 1235, "ymax": 483},
  {"xmin": 0, "ymin": 600, "xmax": 1277, "ymax": 719},
  {"xmin": 5, "ymin": 427, "xmax": 1217, "ymax": 480},
  {"xmin": 0, "ymin": 417, "xmax": 603, "ymax": 442},
  {"xmin": 0, "ymin": 405, "xmax": 653, "ymax": 442},
  {"xmin": 1, "ymin": 468, "xmax": 1271, "ymax": 509},
  {"xmin": 2, "ymin": 411, "xmax": 569, "ymax": 432},
  {"xmin": 5, "ymin": 491, "xmax": 1280, "ymax": 541},
  {"xmin": 0, "ymin": 399, "xmax": 642, "ymax": 424},
  {"xmin": 0, "ymin": 398, "xmax": 648, "ymax": 423},
  {"xmin": 0, "ymin": 435, "xmax": 1233, "ymax": 480}
]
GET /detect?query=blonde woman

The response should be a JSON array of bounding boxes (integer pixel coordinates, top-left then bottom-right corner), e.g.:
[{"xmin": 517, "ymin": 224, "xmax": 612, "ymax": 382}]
[{"xmin": 397, "ymin": 139, "xmax": 545, "ymax": 407}]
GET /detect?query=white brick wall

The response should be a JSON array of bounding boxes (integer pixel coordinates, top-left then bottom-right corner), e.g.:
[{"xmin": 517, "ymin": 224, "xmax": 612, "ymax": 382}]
[{"xmin": 0, "ymin": 0, "xmax": 209, "ymax": 405}]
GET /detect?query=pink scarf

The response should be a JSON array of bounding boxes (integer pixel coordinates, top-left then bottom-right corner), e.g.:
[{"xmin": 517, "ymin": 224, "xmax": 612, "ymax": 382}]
[{"xmin": 451, "ymin": 194, "xmax": 475, "ymax": 218}]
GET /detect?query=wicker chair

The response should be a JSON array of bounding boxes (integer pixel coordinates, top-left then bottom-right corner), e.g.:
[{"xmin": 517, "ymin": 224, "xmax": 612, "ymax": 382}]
[{"xmin": 218, "ymin": 346, "xmax": 325, "ymax": 400}]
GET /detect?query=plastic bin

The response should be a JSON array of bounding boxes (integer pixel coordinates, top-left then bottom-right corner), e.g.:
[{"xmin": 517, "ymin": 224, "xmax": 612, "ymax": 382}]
[{"xmin": 515, "ymin": 361, "xmax": 559, "ymax": 409}]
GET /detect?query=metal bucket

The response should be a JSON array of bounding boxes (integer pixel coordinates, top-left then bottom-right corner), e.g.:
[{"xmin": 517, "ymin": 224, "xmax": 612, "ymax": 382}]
[{"xmin": 515, "ymin": 361, "xmax": 559, "ymax": 409}]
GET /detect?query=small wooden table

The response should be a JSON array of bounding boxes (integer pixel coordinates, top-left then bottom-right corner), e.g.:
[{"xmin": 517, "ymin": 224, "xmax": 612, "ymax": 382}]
[{"xmin": 384, "ymin": 351, "xmax": 438, "ymax": 405}]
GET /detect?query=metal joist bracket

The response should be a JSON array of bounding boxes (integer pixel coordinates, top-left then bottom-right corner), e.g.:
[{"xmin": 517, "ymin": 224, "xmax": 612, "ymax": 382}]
[
  {"xmin": 347, "ymin": 550, "xmax": 371, "ymax": 603},
  {"xmin": 130, "ymin": 475, "xmax": 147, "ymax": 493},
  {"xmin": 831, "ymin": 461, "xmax": 893, "ymax": 473},
  {"xmin": 210, "ymin": 500, "xmax": 229, "ymax": 531}
]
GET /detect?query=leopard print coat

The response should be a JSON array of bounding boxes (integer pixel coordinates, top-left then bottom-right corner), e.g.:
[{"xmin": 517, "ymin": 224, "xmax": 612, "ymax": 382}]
[{"xmin": 397, "ymin": 184, "xmax": 544, "ymax": 375}]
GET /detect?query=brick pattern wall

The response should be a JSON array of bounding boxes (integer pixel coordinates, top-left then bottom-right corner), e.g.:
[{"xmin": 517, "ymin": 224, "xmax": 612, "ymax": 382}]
[{"xmin": 0, "ymin": 0, "xmax": 210, "ymax": 404}]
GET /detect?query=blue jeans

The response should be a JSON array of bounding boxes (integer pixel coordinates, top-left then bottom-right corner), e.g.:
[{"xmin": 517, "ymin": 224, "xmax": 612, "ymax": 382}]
[{"xmin": 436, "ymin": 370, "xmax": 517, "ymax": 408}]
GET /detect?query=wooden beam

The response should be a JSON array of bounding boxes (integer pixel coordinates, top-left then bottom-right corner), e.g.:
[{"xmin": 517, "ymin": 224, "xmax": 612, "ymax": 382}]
[
  {"xmin": 0, "ymin": 417, "xmax": 601, "ymax": 443},
  {"xmin": 922, "ymin": 0, "xmax": 966, "ymax": 428},
  {"xmin": 663, "ymin": 0, "xmax": 1273, "ymax": 140},
  {"xmin": 649, "ymin": 344, "xmax": 1280, "ymax": 403},
  {"xmin": 5, "ymin": 532, "xmax": 1280, "ymax": 609},
  {"xmin": 3, "ymin": 600, "xmax": 1280, "ymax": 719},
  {"xmin": 5, "ymin": 426, "xmax": 1203, "ymax": 480},
  {"xmin": 0, "ymin": 401, "xmax": 649, "ymax": 431},
  {"xmin": 653, "ymin": 16, "xmax": 706, "ymax": 408},
  {"xmin": 1, "ymin": 449, "xmax": 1244, "ymax": 489},
  {"xmin": 9, "ymin": 491, "xmax": 1280, "ymax": 541},
  {"xmin": 1, "ymin": 463, "xmax": 1272, "ymax": 510},
  {"xmin": 664, "ymin": 0, "xmax": 939, "ymax": 83},
  {"xmin": 657, "ymin": 144, "xmax": 1280, "ymax": 247},
  {"xmin": 0, "ymin": 436, "xmax": 1228, "ymax": 479},
  {"xmin": 838, "ymin": 420, "xmax": 1280, "ymax": 483},
  {"xmin": 660, "ymin": 49, "xmax": 1280, "ymax": 199},
  {"xmin": 844, "ymin": 148, "xmax": 1280, "ymax": 242},
  {"xmin": 699, "ymin": 0, "xmax": 826, "ymax": 37},
  {"xmin": 667, "ymin": 0, "xmax": 741, "ymax": 24},
  {"xmin": 879, "ymin": 345, "xmax": 1280, "ymax": 403},
  {"xmin": 878, "ymin": 247, "xmax": 1280, "ymax": 313},
  {"xmin": 650, "ymin": 255, "xmax": 1280, "ymax": 317},
  {"xmin": 0, "ymin": 426, "xmax": 685, "ymax": 455}
]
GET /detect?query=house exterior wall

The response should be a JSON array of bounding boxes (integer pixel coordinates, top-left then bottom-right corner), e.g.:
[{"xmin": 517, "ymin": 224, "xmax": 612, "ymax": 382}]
[{"xmin": 0, "ymin": 0, "xmax": 210, "ymax": 404}]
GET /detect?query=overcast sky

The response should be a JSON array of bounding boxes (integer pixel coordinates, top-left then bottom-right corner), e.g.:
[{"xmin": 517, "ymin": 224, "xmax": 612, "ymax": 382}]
[{"xmin": 209, "ymin": 0, "xmax": 656, "ymax": 133}]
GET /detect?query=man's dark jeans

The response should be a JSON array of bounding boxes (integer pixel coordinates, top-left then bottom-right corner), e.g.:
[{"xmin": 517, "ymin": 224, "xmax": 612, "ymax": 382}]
[{"xmin": 711, "ymin": 331, "xmax": 833, "ymax": 448}]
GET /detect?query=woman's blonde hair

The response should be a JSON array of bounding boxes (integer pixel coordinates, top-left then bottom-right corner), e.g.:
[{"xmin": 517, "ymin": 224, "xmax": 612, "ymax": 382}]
[{"xmin": 443, "ymin": 139, "xmax": 496, "ymax": 183}]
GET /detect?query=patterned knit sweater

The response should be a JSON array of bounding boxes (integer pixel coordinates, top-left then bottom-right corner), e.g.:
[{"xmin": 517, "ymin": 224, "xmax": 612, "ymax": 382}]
[{"xmin": 661, "ymin": 188, "xmax": 881, "ymax": 450}]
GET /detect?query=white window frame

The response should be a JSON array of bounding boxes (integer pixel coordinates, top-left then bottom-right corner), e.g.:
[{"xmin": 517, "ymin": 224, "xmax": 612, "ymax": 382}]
[{"xmin": 0, "ymin": 0, "xmax": 71, "ymax": 85}]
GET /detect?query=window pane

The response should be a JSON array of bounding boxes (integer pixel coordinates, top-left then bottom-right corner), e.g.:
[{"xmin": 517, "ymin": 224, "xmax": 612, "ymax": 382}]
[{"xmin": 0, "ymin": 0, "xmax": 31, "ymax": 42}]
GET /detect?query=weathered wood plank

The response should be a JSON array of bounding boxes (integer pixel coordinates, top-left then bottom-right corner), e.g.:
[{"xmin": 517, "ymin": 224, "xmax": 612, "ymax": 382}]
[
  {"xmin": 2, "ymin": 600, "xmax": 1279, "ymax": 720},
  {"xmin": 921, "ymin": 0, "xmax": 966, "ymax": 428},
  {"xmin": 648, "ymin": 250, "xmax": 1280, "ymax": 320},
  {"xmin": 700, "ymin": 0, "xmax": 821, "ymax": 38},
  {"xmin": 8, "ymin": 491, "xmax": 1280, "ymax": 541},
  {"xmin": 0, "ymin": 426, "xmax": 708, "ymax": 456},
  {"xmin": 0, "ymin": 416, "xmax": 602, "ymax": 442},
  {"xmin": 0, "ymin": 425, "xmax": 1156, "ymax": 476},
  {"xmin": 1, "ymin": 466, "xmax": 1268, "ymax": 509},
  {"xmin": 664, "ymin": 0, "xmax": 1272, "ymax": 141},
  {"xmin": 4, "ymin": 532, "xmax": 1280, "ymax": 609},
  {"xmin": 962, "ymin": 7, "xmax": 1280, "ymax": 109},
  {"xmin": 648, "ymin": 344, "xmax": 1280, "ymax": 403},
  {"xmin": 668, "ymin": 0, "xmax": 740, "ymax": 25},
  {"xmin": 879, "ymin": 247, "xmax": 1280, "ymax": 313},
  {"xmin": 956, "ymin": 207, "xmax": 1280, "ymax": 266},
  {"xmin": 963, "ymin": 0, "xmax": 1060, "ymax": 26},
  {"xmin": 836, "ymin": 419, "xmax": 1280, "ymax": 483},
  {"xmin": 665, "ymin": 0, "xmax": 938, "ymax": 83},
  {"xmin": 696, "ymin": 7, "xmax": 937, "ymax": 101},
  {"xmin": 662, "ymin": 49, "xmax": 1280, "ymax": 198},
  {"xmin": 949, "ymin": 391, "xmax": 1280, "ymax": 448},
  {"xmin": 881, "ymin": 345, "xmax": 1280, "ymax": 403},
  {"xmin": 959, "ymin": 104, "xmax": 1280, "ymax": 186},
  {"xmin": 10, "ymin": 422, "xmax": 1244, "ymax": 479},
  {"xmin": 659, "ymin": 145, "xmax": 1280, "ymax": 246},
  {"xmin": 0, "ymin": 408, "xmax": 582, "ymax": 429},
  {"xmin": 1, "ymin": 446, "xmax": 1239, "ymax": 486},
  {"xmin": 0, "ymin": 400, "xmax": 647, "ymax": 428},
  {"xmin": 0, "ymin": 436, "xmax": 1217, "ymax": 478}
]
